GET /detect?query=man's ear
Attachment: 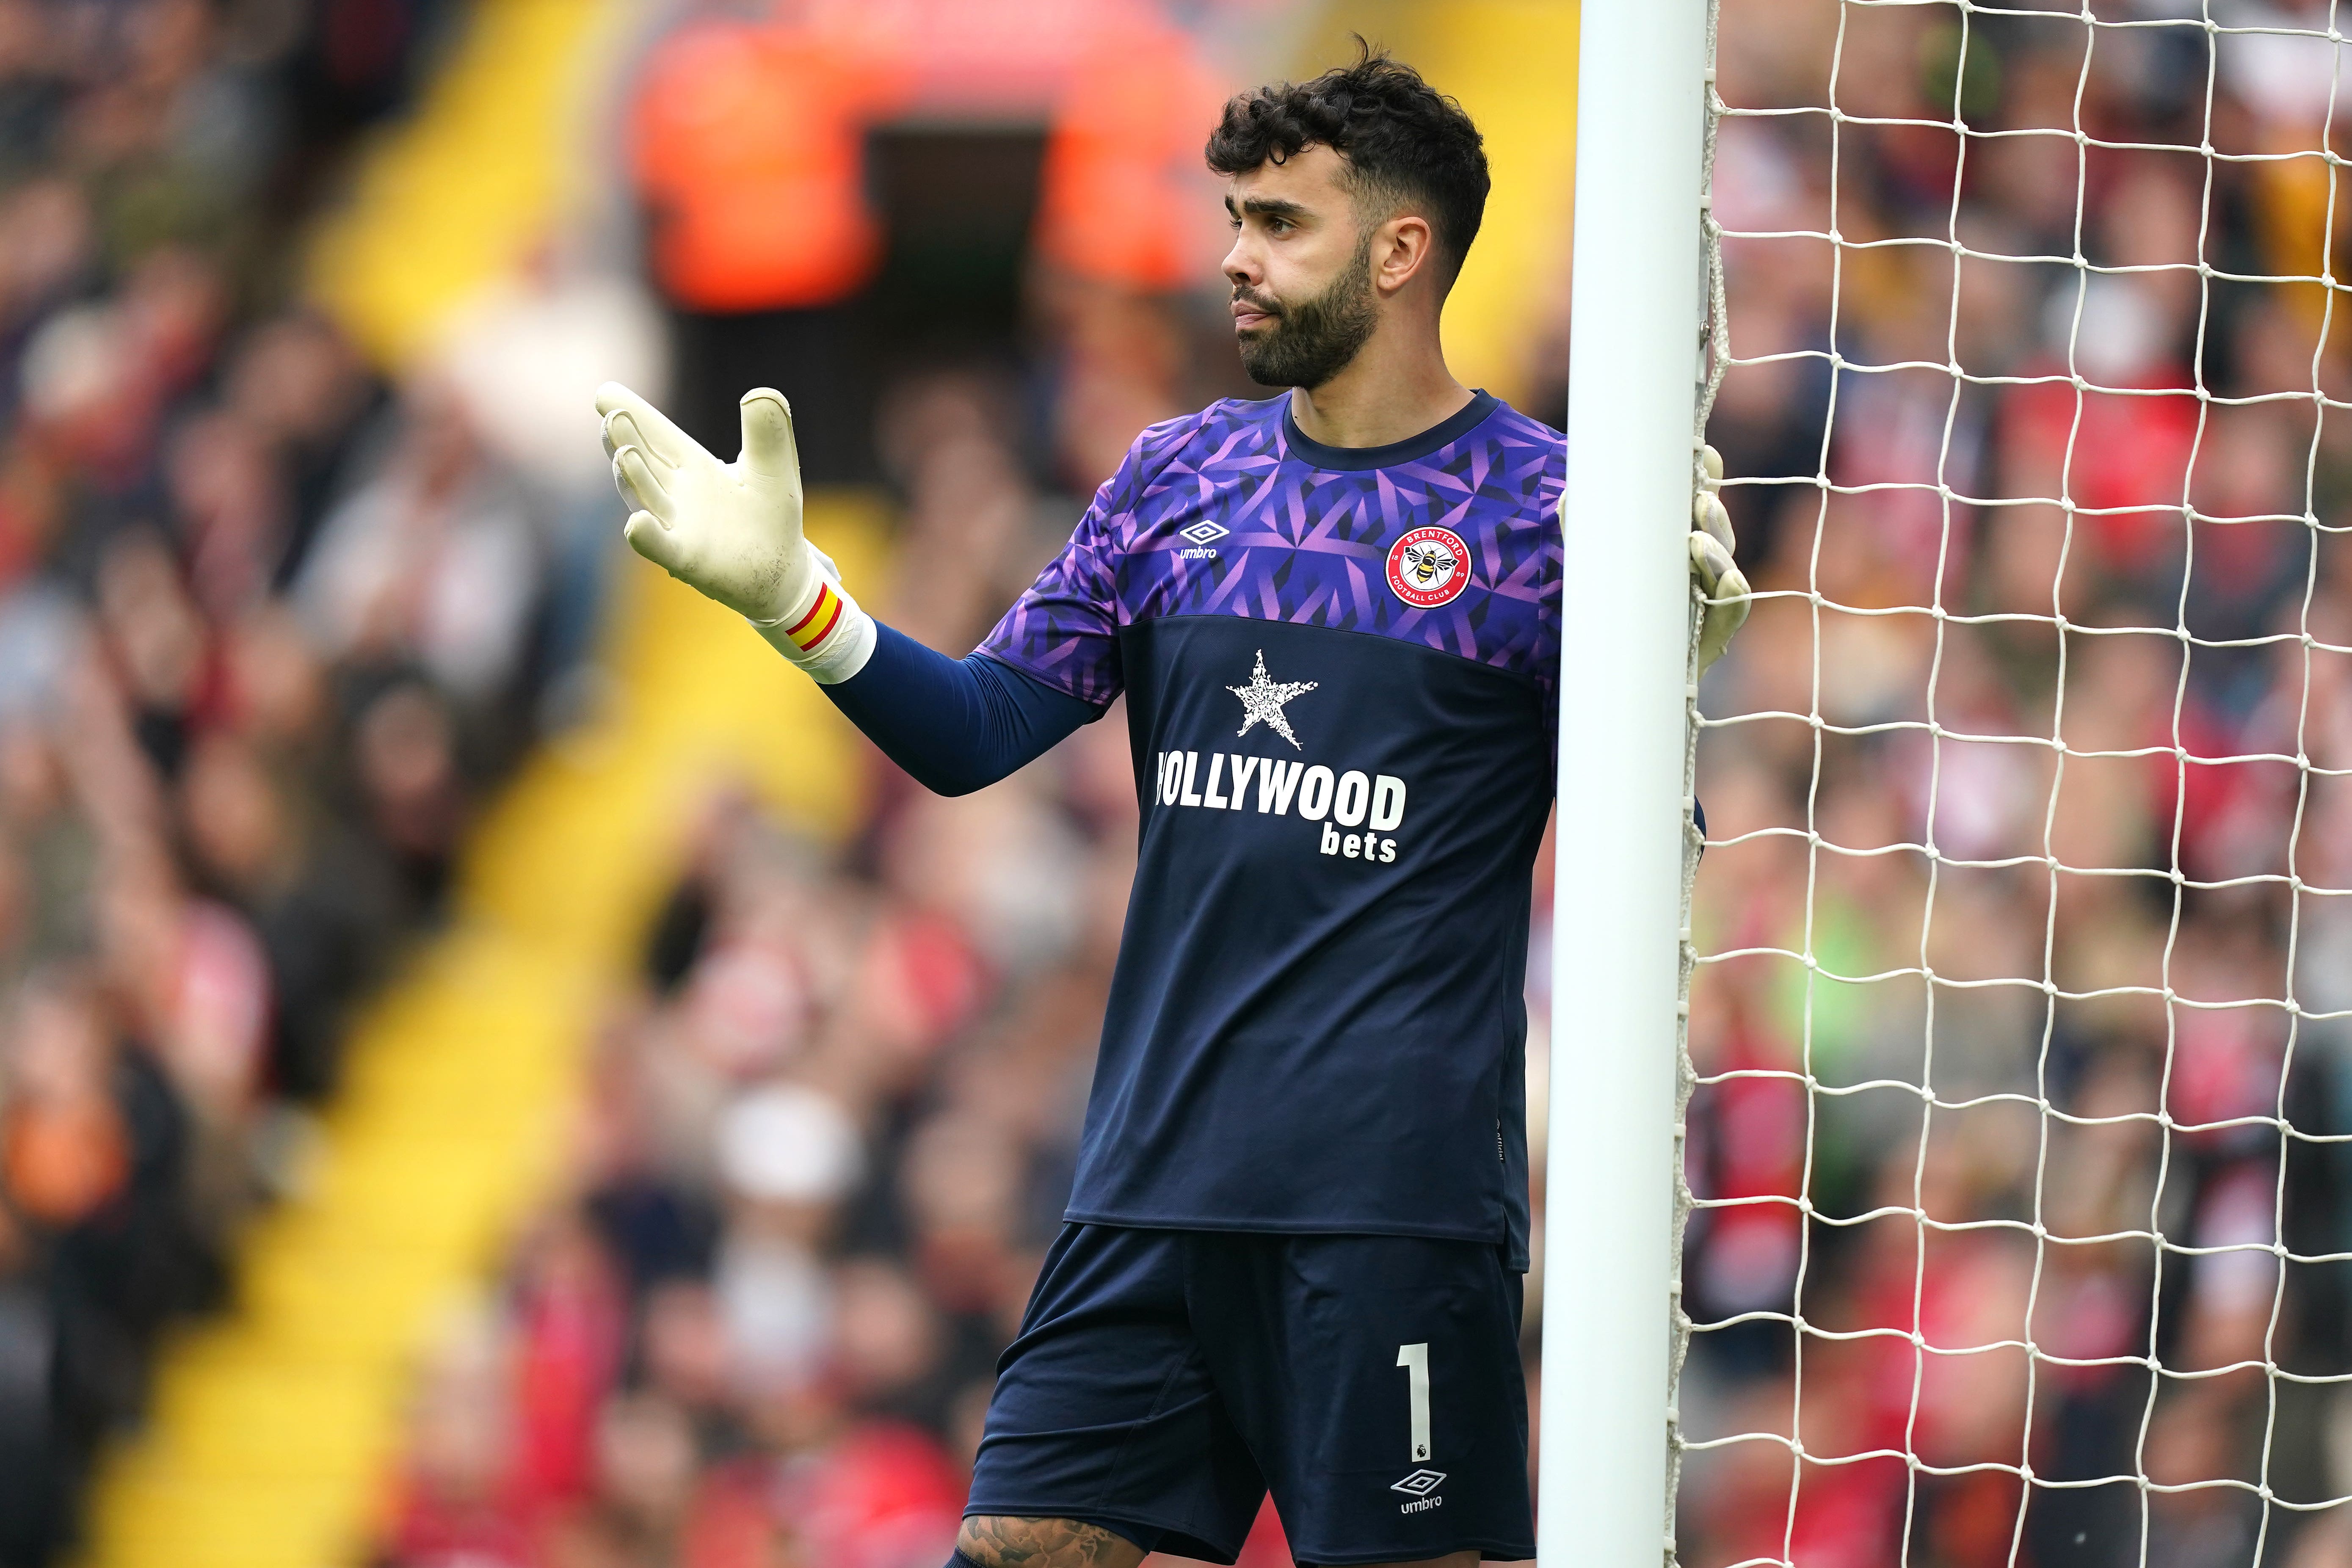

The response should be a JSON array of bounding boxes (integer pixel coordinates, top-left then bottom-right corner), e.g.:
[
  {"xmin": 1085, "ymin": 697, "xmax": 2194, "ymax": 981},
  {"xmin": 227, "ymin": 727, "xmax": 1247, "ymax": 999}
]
[{"xmin": 1373, "ymin": 213, "xmax": 1438, "ymax": 297}]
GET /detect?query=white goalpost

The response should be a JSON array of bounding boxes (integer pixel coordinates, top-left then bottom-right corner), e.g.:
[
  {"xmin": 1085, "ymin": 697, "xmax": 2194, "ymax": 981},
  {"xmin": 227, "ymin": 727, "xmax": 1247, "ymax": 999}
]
[
  {"xmin": 1543, "ymin": 0, "xmax": 1712, "ymax": 1561},
  {"xmin": 1552, "ymin": 2, "xmax": 2352, "ymax": 1565}
]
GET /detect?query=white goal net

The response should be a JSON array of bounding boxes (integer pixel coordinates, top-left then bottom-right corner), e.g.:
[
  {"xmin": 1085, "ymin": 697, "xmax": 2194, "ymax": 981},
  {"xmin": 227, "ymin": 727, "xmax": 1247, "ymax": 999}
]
[{"xmin": 1673, "ymin": 3, "xmax": 2352, "ymax": 1566}]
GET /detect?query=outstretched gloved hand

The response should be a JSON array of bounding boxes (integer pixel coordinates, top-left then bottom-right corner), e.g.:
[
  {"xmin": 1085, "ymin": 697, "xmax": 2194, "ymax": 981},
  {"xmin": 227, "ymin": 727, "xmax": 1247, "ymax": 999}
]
[
  {"xmin": 1688, "ymin": 443, "xmax": 1752, "ymax": 674},
  {"xmin": 596, "ymin": 381, "xmax": 875, "ymax": 682}
]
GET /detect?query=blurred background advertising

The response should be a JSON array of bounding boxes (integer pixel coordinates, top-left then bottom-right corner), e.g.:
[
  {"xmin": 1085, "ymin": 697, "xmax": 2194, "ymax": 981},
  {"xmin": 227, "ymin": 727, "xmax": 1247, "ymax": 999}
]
[{"xmin": 0, "ymin": 2, "xmax": 1580, "ymax": 1566}]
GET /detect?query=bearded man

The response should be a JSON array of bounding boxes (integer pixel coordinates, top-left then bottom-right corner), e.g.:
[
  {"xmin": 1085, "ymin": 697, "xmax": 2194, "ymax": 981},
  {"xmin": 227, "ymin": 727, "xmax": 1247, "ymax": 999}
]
[{"xmin": 597, "ymin": 45, "xmax": 1749, "ymax": 1568}]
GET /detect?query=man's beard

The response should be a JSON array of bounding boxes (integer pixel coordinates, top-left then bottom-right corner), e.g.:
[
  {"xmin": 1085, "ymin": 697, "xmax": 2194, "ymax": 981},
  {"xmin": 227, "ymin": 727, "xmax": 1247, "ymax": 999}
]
[{"xmin": 1236, "ymin": 235, "xmax": 1379, "ymax": 390}]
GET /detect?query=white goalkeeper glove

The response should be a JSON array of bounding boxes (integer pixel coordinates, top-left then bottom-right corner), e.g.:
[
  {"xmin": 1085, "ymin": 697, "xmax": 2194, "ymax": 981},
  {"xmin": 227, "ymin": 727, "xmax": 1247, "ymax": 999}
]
[
  {"xmin": 1689, "ymin": 443, "xmax": 1752, "ymax": 674},
  {"xmin": 596, "ymin": 382, "xmax": 876, "ymax": 683}
]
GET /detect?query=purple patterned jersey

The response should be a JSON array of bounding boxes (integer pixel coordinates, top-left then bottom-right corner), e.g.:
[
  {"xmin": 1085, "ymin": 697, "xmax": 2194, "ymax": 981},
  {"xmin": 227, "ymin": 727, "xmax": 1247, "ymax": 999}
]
[
  {"xmin": 985, "ymin": 392, "xmax": 1563, "ymax": 734},
  {"xmin": 981, "ymin": 392, "xmax": 1564, "ymax": 1266}
]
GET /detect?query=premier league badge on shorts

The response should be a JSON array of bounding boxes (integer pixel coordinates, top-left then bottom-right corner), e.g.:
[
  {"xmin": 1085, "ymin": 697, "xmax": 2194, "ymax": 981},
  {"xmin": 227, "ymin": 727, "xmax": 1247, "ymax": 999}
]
[{"xmin": 1386, "ymin": 525, "xmax": 1471, "ymax": 608}]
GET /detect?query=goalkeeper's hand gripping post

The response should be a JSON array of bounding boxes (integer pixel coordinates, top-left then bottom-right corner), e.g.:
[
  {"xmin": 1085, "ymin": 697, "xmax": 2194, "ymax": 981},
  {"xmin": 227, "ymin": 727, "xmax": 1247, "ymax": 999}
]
[
  {"xmin": 596, "ymin": 382, "xmax": 876, "ymax": 683},
  {"xmin": 1689, "ymin": 443, "xmax": 1751, "ymax": 674}
]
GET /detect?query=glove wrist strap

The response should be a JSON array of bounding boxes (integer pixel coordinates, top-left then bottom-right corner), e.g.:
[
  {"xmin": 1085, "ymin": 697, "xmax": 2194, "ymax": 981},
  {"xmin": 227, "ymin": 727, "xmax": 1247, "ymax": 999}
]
[{"xmin": 748, "ymin": 560, "xmax": 876, "ymax": 685}]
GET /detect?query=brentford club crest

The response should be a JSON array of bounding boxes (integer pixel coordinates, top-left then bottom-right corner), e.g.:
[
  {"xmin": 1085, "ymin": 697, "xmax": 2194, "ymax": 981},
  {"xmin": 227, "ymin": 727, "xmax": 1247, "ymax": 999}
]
[{"xmin": 1386, "ymin": 525, "xmax": 1470, "ymax": 608}]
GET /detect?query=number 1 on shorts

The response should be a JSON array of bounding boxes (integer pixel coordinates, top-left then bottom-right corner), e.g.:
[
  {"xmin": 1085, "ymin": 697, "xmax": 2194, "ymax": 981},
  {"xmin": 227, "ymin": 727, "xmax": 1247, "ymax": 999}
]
[{"xmin": 1396, "ymin": 1342, "xmax": 1431, "ymax": 1461}]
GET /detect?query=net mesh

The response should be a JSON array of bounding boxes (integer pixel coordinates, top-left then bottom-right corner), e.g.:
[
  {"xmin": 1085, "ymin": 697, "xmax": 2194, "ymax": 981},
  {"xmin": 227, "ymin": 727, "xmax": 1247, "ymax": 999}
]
[{"xmin": 1672, "ymin": 3, "xmax": 2352, "ymax": 1565}]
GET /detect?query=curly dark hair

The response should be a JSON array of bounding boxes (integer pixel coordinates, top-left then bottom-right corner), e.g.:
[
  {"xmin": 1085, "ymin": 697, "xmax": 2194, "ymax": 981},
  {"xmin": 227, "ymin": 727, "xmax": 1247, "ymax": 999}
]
[{"xmin": 1204, "ymin": 41, "xmax": 1490, "ymax": 286}]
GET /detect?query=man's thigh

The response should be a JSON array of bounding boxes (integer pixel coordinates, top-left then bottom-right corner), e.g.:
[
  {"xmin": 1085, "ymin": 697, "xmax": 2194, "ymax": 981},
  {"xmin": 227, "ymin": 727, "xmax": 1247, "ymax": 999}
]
[
  {"xmin": 1186, "ymin": 1232, "xmax": 1535, "ymax": 1567},
  {"xmin": 967, "ymin": 1225, "xmax": 1267, "ymax": 1563}
]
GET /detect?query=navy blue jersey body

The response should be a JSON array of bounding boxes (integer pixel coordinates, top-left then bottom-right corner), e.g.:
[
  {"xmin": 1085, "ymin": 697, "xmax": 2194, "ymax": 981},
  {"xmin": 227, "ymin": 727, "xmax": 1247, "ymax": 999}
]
[{"xmin": 980, "ymin": 392, "xmax": 1563, "ymax": 1268}]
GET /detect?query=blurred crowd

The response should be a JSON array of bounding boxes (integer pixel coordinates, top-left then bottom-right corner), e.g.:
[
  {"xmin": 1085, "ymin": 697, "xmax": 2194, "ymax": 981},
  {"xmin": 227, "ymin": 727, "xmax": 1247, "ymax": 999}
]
[
  {"xmin": 0, "ymin": 0, "xmax": 634, "ymax": 1561},
  {"xmin": 1681, "ymin": 3, "xmax": 2352, "ymax": 1566},
  {"xmin": 54, "ymin": 0, "xmax": 2352, "ymax": 1566}
]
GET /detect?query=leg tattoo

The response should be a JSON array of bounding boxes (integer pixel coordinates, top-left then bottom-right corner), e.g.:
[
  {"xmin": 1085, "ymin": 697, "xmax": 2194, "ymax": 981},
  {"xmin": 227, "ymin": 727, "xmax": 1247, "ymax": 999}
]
[{"xmin": 955, "ymin": 1516, "xmax": 1146, "ymax": 1568}]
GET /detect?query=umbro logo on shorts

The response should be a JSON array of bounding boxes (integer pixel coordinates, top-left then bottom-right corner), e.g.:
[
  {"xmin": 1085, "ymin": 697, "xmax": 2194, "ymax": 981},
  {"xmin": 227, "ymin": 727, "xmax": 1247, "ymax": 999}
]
[{"xmin": 1391, "ymin": 1469, "xmax": 1447, "ymax": 1513}]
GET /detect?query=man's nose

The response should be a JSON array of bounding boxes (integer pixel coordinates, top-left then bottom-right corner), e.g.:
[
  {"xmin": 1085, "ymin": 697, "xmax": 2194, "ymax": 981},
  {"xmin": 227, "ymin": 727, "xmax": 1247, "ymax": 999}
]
[{"xmin": 1222, "ymin": 237, "xmax": 1259, "ymax": 287}]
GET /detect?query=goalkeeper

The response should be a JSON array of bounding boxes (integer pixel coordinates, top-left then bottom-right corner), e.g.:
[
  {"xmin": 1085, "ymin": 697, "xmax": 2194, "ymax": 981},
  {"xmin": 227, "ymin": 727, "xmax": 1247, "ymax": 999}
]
[{"xmin": 599, "ymin": 48, "xmax": 1749, "ymax": 1568}]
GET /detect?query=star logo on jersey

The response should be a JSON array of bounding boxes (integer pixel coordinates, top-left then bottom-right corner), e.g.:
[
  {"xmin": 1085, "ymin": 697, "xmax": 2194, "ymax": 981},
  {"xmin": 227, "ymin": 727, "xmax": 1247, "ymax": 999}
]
[
  {"xmin": 1178, "ymin": 519, "xmax": 1231, "ymax": 546},
  {"xmin": 1227, "ymin": 650, "xmax": 1317, "ymax": 750},
  {"xmin": 1386, "ymin": 524, "xmax": 1471, "ymax": 608}
]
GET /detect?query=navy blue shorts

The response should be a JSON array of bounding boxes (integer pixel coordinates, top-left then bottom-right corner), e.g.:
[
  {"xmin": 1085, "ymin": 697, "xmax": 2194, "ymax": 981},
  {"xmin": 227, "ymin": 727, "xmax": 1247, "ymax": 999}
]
[{"xmin": 967, "ymin": 1224, "xmax": 1535, "ymax": 1565}]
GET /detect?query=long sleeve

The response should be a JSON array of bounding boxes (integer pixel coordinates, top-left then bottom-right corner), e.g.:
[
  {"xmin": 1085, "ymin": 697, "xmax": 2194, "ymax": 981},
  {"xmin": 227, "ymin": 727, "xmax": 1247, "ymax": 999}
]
[{"xmin": 822, "ymin": 621, "xmax": 1103, "ymax": 796}]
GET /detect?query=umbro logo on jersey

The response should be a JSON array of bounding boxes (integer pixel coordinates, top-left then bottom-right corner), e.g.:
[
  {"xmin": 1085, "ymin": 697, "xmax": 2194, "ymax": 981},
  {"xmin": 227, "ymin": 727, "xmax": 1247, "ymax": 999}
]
[
  {"xmin": 1176, "ymin": 519, "xmax": 1230, "ymax": 559},
  {"xmin": 1391, "ymin": 1469, "xmax": 1447, "ymax": 1513},
  {"xmin": 1386, "ymin": 525, "xmax": 1471, "ymax": 609}
]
